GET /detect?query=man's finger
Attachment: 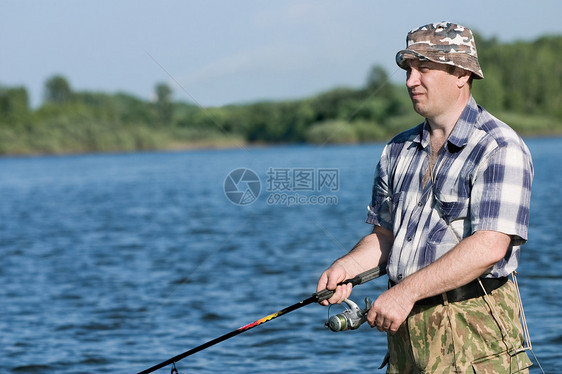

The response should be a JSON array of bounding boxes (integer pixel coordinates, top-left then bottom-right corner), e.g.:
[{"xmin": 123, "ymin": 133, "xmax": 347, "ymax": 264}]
[{"xmin": 367, "ymin": 309, "xmax": 377, "ymax": 327}]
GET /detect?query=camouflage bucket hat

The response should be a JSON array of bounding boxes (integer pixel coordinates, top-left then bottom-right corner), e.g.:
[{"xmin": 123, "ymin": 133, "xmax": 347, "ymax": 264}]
[{"xmin": 396, "ymin": 22, "xmax": 484, "ymax": 79}]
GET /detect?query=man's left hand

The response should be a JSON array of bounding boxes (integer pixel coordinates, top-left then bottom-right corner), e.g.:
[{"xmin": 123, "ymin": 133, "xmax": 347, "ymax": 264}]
[{"xmin": 366, "ymin": 284, "xmax": 415, "ymax": 334}]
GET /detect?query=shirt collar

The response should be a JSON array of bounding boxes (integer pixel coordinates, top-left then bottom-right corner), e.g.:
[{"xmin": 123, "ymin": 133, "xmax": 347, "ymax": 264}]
[{"xmin": 414, "ymin": 95, "xmax": 479, "ymax": 151}]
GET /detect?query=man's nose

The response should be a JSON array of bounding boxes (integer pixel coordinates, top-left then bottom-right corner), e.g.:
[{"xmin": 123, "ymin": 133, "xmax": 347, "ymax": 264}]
[{"xmin": 406, "ymin": 68, "xmax": 420, "ymax": 88}]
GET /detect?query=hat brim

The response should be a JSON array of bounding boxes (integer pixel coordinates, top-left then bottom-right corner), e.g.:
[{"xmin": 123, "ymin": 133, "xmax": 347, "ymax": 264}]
[{"xmin": 396, "ymin": 48, "xmax": 484, "ymax": 79}]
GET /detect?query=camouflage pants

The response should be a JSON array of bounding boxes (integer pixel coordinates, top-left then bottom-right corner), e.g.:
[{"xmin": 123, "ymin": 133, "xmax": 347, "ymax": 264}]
[{"xmin": 386, "ymin": 280, "xmax": 532, "ymax": 373}]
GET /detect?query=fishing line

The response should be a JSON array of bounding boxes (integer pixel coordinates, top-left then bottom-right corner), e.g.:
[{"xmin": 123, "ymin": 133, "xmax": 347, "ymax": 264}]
[
  {"xmin": 347, "ymin": 67, "xmax": 403, "ymax": 122},
  {"xmin": 145, "ymin": 50, "xmax": 249, "ymax": 153},
  {"xmin": 317, "ymin": 66, "xmax": 403, "ymax": 147},
  {"xmin": 512, "ymin": 272, "xmax": 546, "ymax": 374},
  {"xmin": 141, "ymin": 51, "xmax": 257, "ymax": 321}
]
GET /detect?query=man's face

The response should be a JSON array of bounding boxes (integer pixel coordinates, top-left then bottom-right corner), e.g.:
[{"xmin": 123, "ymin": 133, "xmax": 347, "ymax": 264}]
[{"xmin": 405, "ymin": 59, "xmax": 460, "ymax": 120}]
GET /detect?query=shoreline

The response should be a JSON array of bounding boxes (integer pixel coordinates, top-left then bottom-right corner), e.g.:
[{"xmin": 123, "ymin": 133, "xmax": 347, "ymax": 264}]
[
  {"xmin": 1, "ymin": 132, "xmax": 561, "ymax": 159},
  {"xmin": 0, "ymin": 140, "xmax": 381, "ymax": 159}
]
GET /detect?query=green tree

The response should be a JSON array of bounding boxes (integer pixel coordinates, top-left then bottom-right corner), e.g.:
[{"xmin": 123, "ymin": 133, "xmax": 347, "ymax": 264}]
[
  {"xmin": 155, "ymin": 82, "xmax": 173, "ymax": 125},
  {"xmin": 365, "ymin": 65, "xmax": 394, "ymax": 98},
  {"xmin": 44, "ymin": 75, "xmax": 72, "ymax": 104},
  {"xmin": 0, "ymin": 86, "xmax": 29, "ymax": 124}
]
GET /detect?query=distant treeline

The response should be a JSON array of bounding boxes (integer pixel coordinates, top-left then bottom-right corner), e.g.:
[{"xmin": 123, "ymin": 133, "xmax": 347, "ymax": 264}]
[{"xmin": 1, "ymin": 34, "xmax": 561, "ymax": 155}]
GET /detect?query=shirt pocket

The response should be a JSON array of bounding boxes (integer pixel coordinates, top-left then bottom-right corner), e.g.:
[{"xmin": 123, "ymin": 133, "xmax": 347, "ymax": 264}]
[
  {"xmin": 434, "ymin": 195, "xmax": 470, "ymax": 225},
  {"xmin": 431, "ymin": 195, "xmax": 471, "ymax": 245}
]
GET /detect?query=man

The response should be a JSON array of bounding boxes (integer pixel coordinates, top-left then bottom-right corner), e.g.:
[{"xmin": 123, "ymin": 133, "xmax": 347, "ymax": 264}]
[{"xmin": 317, "ymin": 22, "xmax": 533, "ymax": 373}]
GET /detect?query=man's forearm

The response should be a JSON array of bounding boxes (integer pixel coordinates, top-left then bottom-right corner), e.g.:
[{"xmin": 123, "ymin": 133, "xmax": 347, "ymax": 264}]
[
  {"xmin": 333, "ymin": 225, "xmax": 393, "ymax": 277},
  {"xmin": 399, "ymin": 230, "xmax": 511, "ymax": 302},
  {"xmin": 317, "ymin": 225, "xmax": 393, "ymax": 305}
]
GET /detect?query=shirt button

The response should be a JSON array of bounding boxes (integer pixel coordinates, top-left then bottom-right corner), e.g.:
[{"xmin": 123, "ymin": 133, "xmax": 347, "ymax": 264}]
[
  {"xmin": 398, "ymin": 274, "xmax": 403, "ymax": 280},
  {"xmin": 417, "ymin": 201, "xmax": 422, "ymax": 207},
  {"xmin": 407, "ymin": 236, "xmax": 413, "ymax": 241}
]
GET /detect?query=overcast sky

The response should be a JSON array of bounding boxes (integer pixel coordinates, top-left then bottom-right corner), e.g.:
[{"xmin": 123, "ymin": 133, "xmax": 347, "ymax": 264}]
[{"xmin": 2, "ymin": 1, "xmax": 561, "ymax": 108}]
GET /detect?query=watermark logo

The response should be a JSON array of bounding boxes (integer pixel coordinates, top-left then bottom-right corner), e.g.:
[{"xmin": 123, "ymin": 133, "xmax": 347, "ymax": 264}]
[
  {"xmin": 266, "ymin": 168, "xmax": 339, "ymax": 192},
  {"xmin": 224, "ymin": 168, "xmax": 261, "ymax": 206},
  {"xmin": 265, "ymin": 167, "xmax": 339, "ymax": 207},
  {"xmin": 224, "ymin": 167, "xmax": 339, "ymax": 207}
]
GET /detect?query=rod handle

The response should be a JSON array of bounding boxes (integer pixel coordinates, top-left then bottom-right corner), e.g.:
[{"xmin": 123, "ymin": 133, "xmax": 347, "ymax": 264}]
[{"xmin": 314, "ymin": 263, "xmax": 387, "ymax": 303}]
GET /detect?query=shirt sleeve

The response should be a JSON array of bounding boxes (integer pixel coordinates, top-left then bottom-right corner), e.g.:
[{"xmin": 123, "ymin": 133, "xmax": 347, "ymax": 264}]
[
  {"xmin": 470, "ymin": 141, "xmax": 533, "ymax": 245},
  {"xmin": 366, "ymin": 146, "xmax": 394, "ymax": 230}
]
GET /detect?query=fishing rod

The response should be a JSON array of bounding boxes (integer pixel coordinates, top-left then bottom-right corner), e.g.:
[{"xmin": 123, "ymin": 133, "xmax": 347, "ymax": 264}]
[{"xmin": 137, "ymin": 263, "xmax": 387, "ymax": 374}]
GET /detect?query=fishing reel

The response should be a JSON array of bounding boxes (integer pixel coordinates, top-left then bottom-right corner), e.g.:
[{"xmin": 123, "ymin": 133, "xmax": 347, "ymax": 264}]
[{"xmin": 325, "ymin": 297, "xmax": 373, "ymax": 332}]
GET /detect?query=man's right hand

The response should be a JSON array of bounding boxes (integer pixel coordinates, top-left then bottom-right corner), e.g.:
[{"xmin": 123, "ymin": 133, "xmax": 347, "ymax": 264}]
[{"xmin": 316, "ymin": 263, "xmax": 354, "ymax": 306}]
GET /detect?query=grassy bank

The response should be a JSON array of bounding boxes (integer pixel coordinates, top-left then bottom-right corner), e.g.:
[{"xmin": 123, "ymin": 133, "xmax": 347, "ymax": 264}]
[{"xmin": 2, "ymin": 111, "xmax": 559, "ymax": 157}]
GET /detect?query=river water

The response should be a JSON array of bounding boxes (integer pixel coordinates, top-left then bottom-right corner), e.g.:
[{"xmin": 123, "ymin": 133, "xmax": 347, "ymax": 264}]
[{"xmin": 1, "ymin": 139, "xmax": 560, "ymax": 373}]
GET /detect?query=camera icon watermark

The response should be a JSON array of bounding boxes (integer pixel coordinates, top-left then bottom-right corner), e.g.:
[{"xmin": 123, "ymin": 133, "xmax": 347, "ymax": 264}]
[
  {"xmin": 223, "ymin": 168, "xmax": 261, "ymax": 206},
  {"xmin": 224, "ymin": 167, "xmax": 339, "ymax": 207}
]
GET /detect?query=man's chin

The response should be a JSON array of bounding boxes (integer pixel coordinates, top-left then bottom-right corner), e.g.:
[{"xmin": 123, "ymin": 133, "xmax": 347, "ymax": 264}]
[{"xmin": 411, "ymin": 103, "xmax": 427, "ymax": 117}]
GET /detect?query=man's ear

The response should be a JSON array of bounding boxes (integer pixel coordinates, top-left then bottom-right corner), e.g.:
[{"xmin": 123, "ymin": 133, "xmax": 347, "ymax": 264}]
[{"xmin": 456, "ymin": 70, "xmax": 472, "ymax": 88}]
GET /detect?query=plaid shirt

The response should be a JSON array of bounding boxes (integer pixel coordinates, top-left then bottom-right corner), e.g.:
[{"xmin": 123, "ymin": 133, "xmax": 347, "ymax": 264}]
[{"xmin": 367, "ymin": 96, "xmax": 533, "ymax": 283}]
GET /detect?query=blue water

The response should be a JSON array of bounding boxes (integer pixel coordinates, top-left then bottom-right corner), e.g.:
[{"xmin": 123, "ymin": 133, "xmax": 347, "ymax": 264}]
[{"xmin": 1, "ymin": 139, "xmax": 560, "ymax": 373}]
